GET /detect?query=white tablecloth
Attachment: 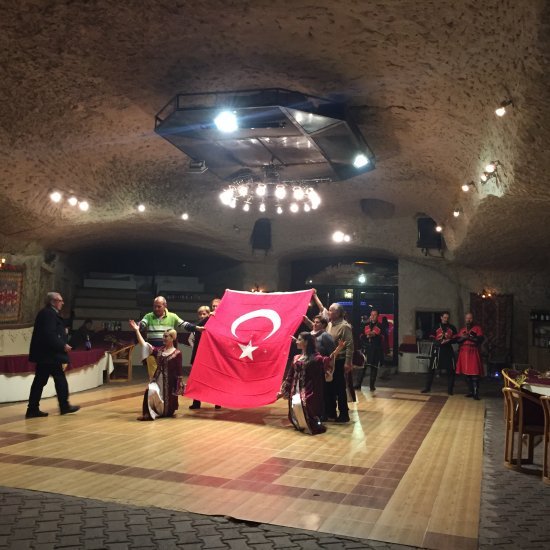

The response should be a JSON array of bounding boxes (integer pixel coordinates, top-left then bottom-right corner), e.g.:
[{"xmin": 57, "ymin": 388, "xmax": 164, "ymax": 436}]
[
  {"xmin": 0, "ymin": 352, "xmax": 113, "ymax": 403},
  {"xmin": 523, "ymin": 383, "xmax": 550, "ymax": 397}
]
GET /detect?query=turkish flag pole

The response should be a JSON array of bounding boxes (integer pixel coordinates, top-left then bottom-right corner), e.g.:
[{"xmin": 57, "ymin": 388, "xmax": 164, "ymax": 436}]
[{"xmin": 184, "ymin": 289, "xmax": 314, "ymax": 408}]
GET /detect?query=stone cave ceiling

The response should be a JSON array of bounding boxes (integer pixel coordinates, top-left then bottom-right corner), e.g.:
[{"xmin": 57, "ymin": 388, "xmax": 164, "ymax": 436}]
[{"xmin": 0, "ymin": 0, "xmax": 549, "ymax": 270}]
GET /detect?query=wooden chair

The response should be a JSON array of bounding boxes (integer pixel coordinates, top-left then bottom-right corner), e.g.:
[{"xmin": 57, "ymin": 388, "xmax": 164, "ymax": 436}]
[
  {"xmin": 108, "ymin": 344, "xmax": 135, "ymax": 382},
  {"xmin": 502, "ymin": 368, "xmax": 520, "ymax": 388},
  {"xmin": 502, "ymin": 387, "xmax": 544, "ymax": 472},
  {"xmin": 541, "ymin": 396, "xmax": 550, "ymax": 485}
]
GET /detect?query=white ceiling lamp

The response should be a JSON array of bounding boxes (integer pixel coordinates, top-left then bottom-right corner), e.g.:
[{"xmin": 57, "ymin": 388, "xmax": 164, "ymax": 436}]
[
  {"xmin": 276, "ymin": 205, "xmax": 283, "ymax": 214},
  {"xmin": 453, "ymin": 207, "xmax": 462, "ymax": 218},
  {"xmin": 67, "ymin": 196, "xmax": 78, "ymax": 206},
  {"xmin": 49, "ymin": 191, "xmax": 62, "ymax": 203},
  {"xmin": 78, "ymin": 201, "xmax": 89, "ymax": 212},
  {"xmin": 181, "ymin": 213, "xmax": 189, "ymax": 220},
  {"xmin": 237, "ymin": 184, "xmax": 249, "ymax": 197},
  {"xmin": 289, "ymin": 203, "xmax": 299, "ymax": 213},
  {"xmin": 495, "ymin": 99, "xmax": 512, "ymax": 117},
  {"xmin": 242, "ymin": 203, "xmax": 250, "ymax": 212},
  {"xmin": 292, "ymin": 187, "xmax": 305, "ymax": 200},
  {"xmin": 353, "ymin": 153, "xmax": 370, "ymax": 168},
  {"xmin": 358, "ymin": 274, "xmax": 366, "ymax": 284},
  {"xmin": 435, "ymin": 224, "xmax": 443, "ymax": 233},
  {"xmin": 137, "ymin": 204, "xmax": 146, "ymax": 212},
  {"xmin": 255, "ymin": 184, "xmax": 267, "ymax": 197},
  {"xmin": 259, "ymin": 202, "xmax": 266, "ymax": 212},
  {"xmin": 274, "ymin": 185, "xmax": 286, "ymax": 199},
  {"xmin": 214, "ymin": 111, "xmax": 238, "ymax": 133}
]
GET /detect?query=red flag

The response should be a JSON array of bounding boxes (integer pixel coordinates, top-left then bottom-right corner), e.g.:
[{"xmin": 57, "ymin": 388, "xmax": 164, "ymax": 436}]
[{"xmin": 185, "ymin": 289, "xmax": 313, "ymax": 408}]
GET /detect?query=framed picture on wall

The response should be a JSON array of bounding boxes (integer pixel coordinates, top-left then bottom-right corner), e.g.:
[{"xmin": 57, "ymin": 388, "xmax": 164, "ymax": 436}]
[{"xmin": 0, "ymin": 266, "xmax": 24, "ymax": 324}]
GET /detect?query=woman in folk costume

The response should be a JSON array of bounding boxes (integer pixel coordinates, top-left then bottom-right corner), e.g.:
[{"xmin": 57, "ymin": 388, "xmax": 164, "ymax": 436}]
[
  {"xmin": 455, "ymin": 312, "xmax": 484, "ymax": 400},
  {"xmin": 130, "ymin": 319, "xmax": 183, "ymax": 420},
  {"xmin": 278, "ymin": 332, "xmax": 344, "ymax": 435}
]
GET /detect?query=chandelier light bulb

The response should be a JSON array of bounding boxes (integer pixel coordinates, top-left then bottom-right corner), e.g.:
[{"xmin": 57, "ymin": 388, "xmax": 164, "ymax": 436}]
[
  {"xmin": 214, "ymin": 111, "xmax": 238, "ymax": 133},
  {"xmin": 276, "ymin": 206, "xmax": 283, "ymax": 214},
  {"xmin": 243, "ymin": 203, "xmax": 250, "ymax": 212},
  {"xmin": 259, "ymin": 202, "xmax": 266, "ymax": 212},
  {"xmin": 495, "ymin": 106, "xmax": 506, "ymax": 117},
  {"xmin": 256, "ymin": 184, "xmax": 267, "ymax": 197},
  {"xmin": 219, "ymin": 189, "xmax": 233, "ymax": 205},
  {"xmin": 343, "ymin": 234, "xmax": 351, "ymax": 242},
  {"xmin": 67, "ymin": 196, "xmax": 78, "ymax": 206},
  {"xmin": 293, "ymin": 187, "xmax": 305, "ymax": 201},
  {"xmin": 237, "ymin": 184, "xmax": 249, "ymax": 197},
  {"xmin": 290, "ymin": 202, "xmax": 299, "ymax": 213},
  {"xmin": 78, "ymin": 201, "xmax": 89, "ymax": 212},
  {"xmin": 332, "ymin": 231, "xmax": 345, "ymax": 243},
  {"xmin": 137, "ymin": 204, "xmax": 146, "ymax": 212},
  {"xmin": 181, "ymin": 213, "xmax": 189, "ymax": 220},
  {"xmin": 49, "ymin": 191, "xmax": 62, "ymax": 203},
  {"xmin": 275, "ymin": 185, "xmax": 287, "ymax": 199},
  {"xmin": 304, "ymin": 203, "xmax": 311, "ymax": 212}
]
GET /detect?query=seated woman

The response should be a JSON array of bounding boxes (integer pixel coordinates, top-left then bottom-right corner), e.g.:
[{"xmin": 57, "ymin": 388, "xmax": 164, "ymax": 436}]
[
  {"xmin": 278, "ymin": 332, "xmax": 344, "ymax": 435},
  {"xmin": 129, "ymin": 319, "xmax": 182, "ymax": 421}
]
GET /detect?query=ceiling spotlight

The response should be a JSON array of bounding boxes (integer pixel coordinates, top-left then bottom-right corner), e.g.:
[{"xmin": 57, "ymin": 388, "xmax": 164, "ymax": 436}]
[
  {"xmin": 353, "ymin": 153, "xmax": 369, "ymax": 168},
  {"xmin": 358, "ymin": 274, "xmax": 366, "ymax": 284},
  {"xmin": 255, "ymin": 184, "xmax": 267, "ymax": 197},
  {"xmin": 332, "ymin": 231, "xmax": 345, "ymax": 243},
  {"xmin": 259, "ymin": 202, "xmax": 266, "ymax": 212},
  {"xmin": 137, "ymin": 204, "xmax": 146, "ymax": 212},
  {"xmin": 290, "ymin": 203, "xmax": 299, "ymax": 213},
  {"xmin": 485, "ymin": 162, "xmax": 497, "ymax": 173},
  {"xmin": 293, "ymin": 187, "xmax": 305, "ymax": 201},
  {"xmin": 181, "ymin": 213, "xmax": 189, "ymax": 220},
  {"xmin": 49, "ymin": 191, "xmax": 62, "ymax": 203},
  {"xmin": 67, "ymin": 196, "xmax": 78, "ymax": 206},
  {"xmin": 453, "ymin": 208, "xmax": 461, "ymax": 218},
  {"xmin": 343, "ymin": 234, "xmax": 351, "ymax": 242},
  {"xmin": 303, "ymin": 203, "xmax": 311, "ymax": 212},
  {"xmin": 214, "ymin": 111, "xmax": 238, "ymax": 133},
  {"xmin": 276, "ymin": 206, "xmax": 283, "ymax": 214},
  {"xmin": 495, "ymin": 99, "xmax": 512, "ymax": 117},
  {"xmin": 435, "ymin": 224, "xmax": 443, "ymax": 233},
  {"xmin": 275, "ymin": 185, "xmax": 286, "ymax": 199},
  {"xmin": 462, "ymin": 183, "xmax": 471, "ymax": 192},
  {"xmin": 78, "ymin": 201, "xmax": 89, "ymax": 212},
  {"xmin": 243, "ymin": 203, "xmax": 250, "ymax": 212}
]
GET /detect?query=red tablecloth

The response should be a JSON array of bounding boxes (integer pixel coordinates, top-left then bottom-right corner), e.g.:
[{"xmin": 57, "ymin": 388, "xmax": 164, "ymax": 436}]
[{"xmin": 0, "ymin": 349, "xmax": 106, "ymax": 375}]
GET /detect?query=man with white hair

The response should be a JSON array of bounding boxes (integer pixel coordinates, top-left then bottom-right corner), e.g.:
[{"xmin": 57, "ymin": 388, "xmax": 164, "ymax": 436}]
[
  {"xmin": 26, "ymin": 292, "xmax": 80, "ymax": 418},
  {"xmin": 326, "ymin": 302, "xmax": 354, "ymax": 423}
]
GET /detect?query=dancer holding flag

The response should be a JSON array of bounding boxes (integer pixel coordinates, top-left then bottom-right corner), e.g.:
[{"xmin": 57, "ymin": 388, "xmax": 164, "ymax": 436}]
[{"xmin": 278, "ymin": 332, "xmax": 345, "ymax": 435}]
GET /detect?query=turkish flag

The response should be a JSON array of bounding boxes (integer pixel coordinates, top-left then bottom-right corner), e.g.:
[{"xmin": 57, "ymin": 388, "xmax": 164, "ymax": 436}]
[{"xmin": 184, "ymin": 289, "xmax": 313, "ymax": 408}]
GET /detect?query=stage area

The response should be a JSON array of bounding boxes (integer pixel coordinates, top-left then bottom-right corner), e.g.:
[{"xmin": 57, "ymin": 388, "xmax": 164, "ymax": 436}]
[{"xmin": 0, "ymin": 376, "xmax": 484, "ymax": 549}]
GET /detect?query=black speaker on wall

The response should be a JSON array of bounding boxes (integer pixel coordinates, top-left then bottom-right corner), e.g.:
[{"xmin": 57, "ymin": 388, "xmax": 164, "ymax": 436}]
[
  {"xmin": 416, "ymin": 217, "xmax": 443, "ymax": 250},
  {"xmin": 250, "ymin": 218, "xmax": 272, "ymax": 253}
]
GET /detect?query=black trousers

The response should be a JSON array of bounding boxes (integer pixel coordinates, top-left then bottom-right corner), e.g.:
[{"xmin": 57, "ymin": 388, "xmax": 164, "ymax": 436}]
[
  {"xmin": 424, "ymin": 345, "xmax": 456, "ymax": 393},
  {"xmin": 28, "ymin": 363, "xmax": 69, "ymax": 410},
  {"xmin": 326, "ymin": 358, "xmax": 348, "ymax": 418}
]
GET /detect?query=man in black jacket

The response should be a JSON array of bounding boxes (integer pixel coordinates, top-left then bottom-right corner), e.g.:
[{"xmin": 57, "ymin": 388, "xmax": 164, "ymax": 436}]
[{"xmin": 26, "ymin": 292, "xmax": 80, "ymax": 418}]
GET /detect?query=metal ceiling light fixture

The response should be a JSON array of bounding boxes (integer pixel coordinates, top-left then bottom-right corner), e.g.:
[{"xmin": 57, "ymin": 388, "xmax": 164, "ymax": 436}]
[
  {"xmin": 154, "ymin": 88, "xmax": 375, "ymax": 184},
  {"xmin": 218, "ymin": 165, "xmax": 323, "ymax": 214}
]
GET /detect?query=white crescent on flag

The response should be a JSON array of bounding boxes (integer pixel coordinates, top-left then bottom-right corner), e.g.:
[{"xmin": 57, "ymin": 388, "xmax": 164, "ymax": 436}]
[{"xmin": 230, "ymin": 309, "xmax": 281, "ymax": 341}]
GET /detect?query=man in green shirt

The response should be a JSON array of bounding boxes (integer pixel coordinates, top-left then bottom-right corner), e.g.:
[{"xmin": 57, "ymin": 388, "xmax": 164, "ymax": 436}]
[{"xmin": 139, "ymin": 296, "xmax": 185, "ymax": 378}]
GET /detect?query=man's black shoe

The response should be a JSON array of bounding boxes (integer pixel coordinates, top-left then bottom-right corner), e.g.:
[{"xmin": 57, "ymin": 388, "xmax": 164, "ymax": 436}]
[
  {"xmin": 60, "ymin": 405, "xmax": 80, "ymax": 415},
  {"xmin": 25, "ymin": 409, "xmax": 48, "ymax": 418},
  {"xmin": 420, "ymin": 388, "xmax": 430, "ymax": 394},
  {"xmin": 335, "ymin": 415, "xmax": 350, "ymax": 423}
]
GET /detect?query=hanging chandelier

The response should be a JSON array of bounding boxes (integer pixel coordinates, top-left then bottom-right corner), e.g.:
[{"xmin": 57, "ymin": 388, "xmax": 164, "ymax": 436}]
[{"xmin": 219, "ymin": 166, "xmax": 324, "ymax": 214}]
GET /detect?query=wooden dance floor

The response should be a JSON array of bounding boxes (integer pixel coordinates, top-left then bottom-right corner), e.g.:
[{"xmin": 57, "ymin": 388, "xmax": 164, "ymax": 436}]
[{"xmin": 0, "ymin": 381, "xmax": 484, "ymax": 549}]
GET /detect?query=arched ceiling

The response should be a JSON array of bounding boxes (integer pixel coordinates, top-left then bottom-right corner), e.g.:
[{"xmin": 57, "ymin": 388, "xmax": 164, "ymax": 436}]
[{"xmin": 1, "ymin": 0, "xmax": 549, "ymax": 270}]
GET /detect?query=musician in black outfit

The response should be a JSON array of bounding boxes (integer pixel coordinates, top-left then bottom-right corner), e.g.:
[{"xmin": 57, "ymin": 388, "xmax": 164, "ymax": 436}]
[
  {"xmin": 362, "ymin": 310, "xmax": 384, "ymax": 391},
  {"xmin": 421, "ymin": 311, "xmax": 457, "ymax": 395}
]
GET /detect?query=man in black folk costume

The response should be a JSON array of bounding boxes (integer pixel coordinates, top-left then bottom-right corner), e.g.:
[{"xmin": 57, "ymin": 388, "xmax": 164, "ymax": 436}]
[
  {"xmin": 421, "ymin": 311, "xmax": 457, "ymax": 395},
  {"xmin": 362, "ymin": 309, "xmax": 384, "ymax": 391}
]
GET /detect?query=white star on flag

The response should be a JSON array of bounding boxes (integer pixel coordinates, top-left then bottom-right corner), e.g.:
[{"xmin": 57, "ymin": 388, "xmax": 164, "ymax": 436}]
[{"xmin": 238, "ymin": 340, "xmax": 259, "ymax": 360}]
